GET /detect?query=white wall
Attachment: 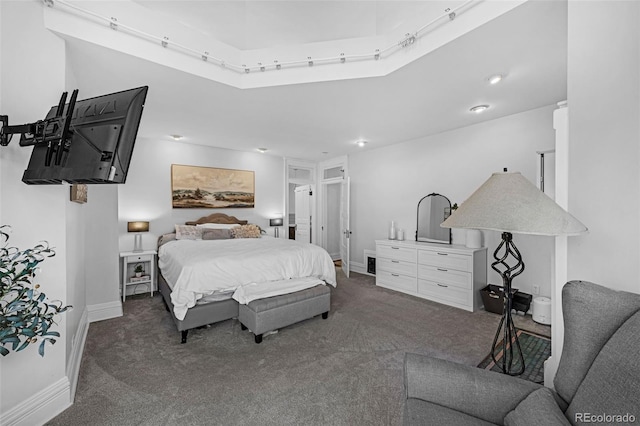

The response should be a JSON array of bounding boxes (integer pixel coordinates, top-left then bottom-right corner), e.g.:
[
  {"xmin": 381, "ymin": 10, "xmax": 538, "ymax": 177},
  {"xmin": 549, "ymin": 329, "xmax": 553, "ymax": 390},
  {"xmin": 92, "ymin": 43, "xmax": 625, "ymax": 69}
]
[
  {"xmin": 64, "ymin": 29, "xmax": 121, "ymax": 319},
  {"xmin": 349, "ymin": 105, "xmax": 558, "ymax": 297},
  {"xmin": 567, "ymin": 1, "xmax": 640, "ymax": 294},
  {"xmin": 0, "ymin": 0, "xmax": 3, "ymax": 227},
  {"xmin": 0, "ymin": 2, "xmax": 124, "ymax": 422},
  {"xmin": 117, "ymin": 137, "xmax": 285, "ymax": 255},
  {"xmin": 64, "ymin": 196, "xmax": 86, "ymax": 362},
  {"xmin": 545, "ymin": 1, "xmax": 640, "ymax": 386},
  {"xmin": 0, "ymin": 0, "xmax": 71, "ymax": 421},
  {"xmin": 84, "ymin": 185, "xmax": 121, "ymax": 311},
  {"xmin": 62, "ymin": 26, "xmax": 87, "ymax": 374}
]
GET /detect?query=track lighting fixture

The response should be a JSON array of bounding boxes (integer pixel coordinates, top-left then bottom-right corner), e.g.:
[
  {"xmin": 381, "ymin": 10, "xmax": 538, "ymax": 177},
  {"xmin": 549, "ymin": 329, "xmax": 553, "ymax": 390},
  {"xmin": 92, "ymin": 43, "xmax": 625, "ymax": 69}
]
[
  {"xmin": 46, "ymin": 0, "xmax": 477, "ymax": 74},
  {"xmin": 399, "ymin": 33, "xmax": 417, "ymax": 48}
]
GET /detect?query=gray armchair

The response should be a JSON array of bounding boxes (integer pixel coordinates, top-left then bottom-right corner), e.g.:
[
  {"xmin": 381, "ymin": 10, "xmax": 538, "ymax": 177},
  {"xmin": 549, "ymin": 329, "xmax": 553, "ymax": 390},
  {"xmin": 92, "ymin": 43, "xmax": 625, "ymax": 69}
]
[{"xmin": 403, "ymin": 281, "xmax": 640, "ymax": 425}]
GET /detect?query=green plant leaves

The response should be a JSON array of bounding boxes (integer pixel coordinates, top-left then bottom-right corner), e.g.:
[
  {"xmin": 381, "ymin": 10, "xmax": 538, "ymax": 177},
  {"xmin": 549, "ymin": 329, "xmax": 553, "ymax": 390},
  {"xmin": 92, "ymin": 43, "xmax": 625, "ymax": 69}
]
[{"xmin": 0, "ymin": 225, "xmax": 71, "ymax": 357}]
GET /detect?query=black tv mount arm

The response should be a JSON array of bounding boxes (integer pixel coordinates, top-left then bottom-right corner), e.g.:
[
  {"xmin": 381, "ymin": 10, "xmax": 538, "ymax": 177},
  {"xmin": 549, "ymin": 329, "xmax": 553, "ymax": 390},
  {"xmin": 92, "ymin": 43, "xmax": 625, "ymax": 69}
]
[{"xmin": 0, "ymin": 89, "xmax": 79, "ymax": 166}]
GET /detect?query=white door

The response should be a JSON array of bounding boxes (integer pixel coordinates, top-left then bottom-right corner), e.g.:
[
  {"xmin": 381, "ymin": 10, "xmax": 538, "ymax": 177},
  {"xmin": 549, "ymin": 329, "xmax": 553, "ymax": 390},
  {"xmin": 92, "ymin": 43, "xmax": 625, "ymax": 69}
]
[
  {"xmin": 322, "ymin": 182, "xmax": 342, "ymax": 260},
  {"xmin": 294, "ymin": 185, "xmax": 312, "ymax": 243},
  {"xmin": 340, "ymin": 177, "xmax": 350, "ymax": 277}
]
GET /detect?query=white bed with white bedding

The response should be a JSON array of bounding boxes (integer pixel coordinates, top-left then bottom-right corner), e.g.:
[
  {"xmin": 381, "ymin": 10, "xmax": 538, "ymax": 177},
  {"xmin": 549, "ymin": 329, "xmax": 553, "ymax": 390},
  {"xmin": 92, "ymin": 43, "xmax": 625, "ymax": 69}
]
[{"xmin": 159, "ymin": 235, "xmax": 337, "ymax": 321}]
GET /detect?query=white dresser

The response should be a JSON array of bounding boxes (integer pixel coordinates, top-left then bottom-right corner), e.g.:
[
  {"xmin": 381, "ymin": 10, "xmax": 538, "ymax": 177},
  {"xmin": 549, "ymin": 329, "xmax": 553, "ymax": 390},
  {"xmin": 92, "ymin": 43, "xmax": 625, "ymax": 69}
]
[{"xmin": 375, "ymin": 240, "xmax": 487, "ymax": 312}]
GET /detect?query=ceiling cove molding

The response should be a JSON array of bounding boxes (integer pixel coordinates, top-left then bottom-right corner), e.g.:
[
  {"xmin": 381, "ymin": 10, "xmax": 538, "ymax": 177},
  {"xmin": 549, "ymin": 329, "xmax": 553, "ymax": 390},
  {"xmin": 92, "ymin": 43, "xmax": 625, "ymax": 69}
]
[{"xmin": 43, "ymin": 0, "xmax": 526, "ymax": 89}]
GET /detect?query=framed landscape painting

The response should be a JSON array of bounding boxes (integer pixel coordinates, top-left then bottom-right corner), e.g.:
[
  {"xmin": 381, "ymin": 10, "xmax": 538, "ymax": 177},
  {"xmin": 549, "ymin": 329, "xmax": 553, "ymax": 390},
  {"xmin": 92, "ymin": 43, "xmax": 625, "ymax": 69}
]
[{"xmin": 171, "ymin": 164, "xmax": 255, "ymax": 208}]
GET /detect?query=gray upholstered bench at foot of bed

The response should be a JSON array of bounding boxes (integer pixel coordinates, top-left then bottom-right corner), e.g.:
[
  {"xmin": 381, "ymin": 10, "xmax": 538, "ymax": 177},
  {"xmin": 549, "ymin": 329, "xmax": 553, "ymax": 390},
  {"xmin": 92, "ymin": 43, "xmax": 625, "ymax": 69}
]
[
  {"xmin": 239, "ymin": 284, "xmax": 331, "ymax": 343},
  {"xmin": 158, "ymin": 272, "xmax": 239, "ymax": 344}
]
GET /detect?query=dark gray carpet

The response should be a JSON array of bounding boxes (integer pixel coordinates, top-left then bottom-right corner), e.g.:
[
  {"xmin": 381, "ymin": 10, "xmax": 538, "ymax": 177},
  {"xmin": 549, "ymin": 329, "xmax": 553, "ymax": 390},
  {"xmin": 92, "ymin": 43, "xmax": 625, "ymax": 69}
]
[{"xmin": 49, "ymin": 269, "xmax": 507, "ymax": 426}]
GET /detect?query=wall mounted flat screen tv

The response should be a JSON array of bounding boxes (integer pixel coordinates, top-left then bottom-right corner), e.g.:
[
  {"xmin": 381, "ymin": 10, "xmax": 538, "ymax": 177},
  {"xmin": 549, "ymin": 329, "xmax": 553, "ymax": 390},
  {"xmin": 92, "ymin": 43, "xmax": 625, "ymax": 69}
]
[{"xmin": 21, "ymin": 86, "xmax": 148, "ymax": 185}]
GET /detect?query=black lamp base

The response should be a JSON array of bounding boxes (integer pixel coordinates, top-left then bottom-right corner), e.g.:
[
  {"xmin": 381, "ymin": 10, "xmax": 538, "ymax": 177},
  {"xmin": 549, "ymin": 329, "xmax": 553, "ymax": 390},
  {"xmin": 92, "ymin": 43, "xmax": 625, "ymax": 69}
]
[{"xmin": 490, "ymin": 232, "xmax": 525, "ymax": 376}]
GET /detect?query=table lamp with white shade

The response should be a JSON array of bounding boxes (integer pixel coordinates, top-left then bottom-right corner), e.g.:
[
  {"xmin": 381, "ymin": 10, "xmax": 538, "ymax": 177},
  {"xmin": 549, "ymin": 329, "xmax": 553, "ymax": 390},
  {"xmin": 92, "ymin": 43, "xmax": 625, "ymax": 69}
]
[
  {"xmin": 127, "ymin": 221, "xmax": 149, "ymax": 252},
  {"xmin": 269, "ymin": 218, "xmax": 283, "ymax": 237}
]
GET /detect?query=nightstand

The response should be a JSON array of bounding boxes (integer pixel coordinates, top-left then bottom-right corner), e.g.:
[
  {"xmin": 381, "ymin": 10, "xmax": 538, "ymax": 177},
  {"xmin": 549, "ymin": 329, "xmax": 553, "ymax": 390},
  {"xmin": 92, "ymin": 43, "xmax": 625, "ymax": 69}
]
[{"xmin": 120, "ymin": 250, "xmax": 156, "ymax": 302}]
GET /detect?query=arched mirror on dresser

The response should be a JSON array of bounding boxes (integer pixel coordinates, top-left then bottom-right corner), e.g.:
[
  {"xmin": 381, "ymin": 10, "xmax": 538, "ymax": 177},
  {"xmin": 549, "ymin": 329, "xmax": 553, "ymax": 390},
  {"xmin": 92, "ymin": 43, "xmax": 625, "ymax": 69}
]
[{"xmin": 416, "ymin": 193, "xmax": 452, "ymax": 244}]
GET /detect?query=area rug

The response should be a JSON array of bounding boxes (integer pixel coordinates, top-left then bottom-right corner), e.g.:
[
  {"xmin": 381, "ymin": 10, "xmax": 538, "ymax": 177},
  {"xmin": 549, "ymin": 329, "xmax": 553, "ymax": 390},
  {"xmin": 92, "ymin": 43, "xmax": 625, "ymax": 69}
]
[{"xmin": 477, "ymin": 330, "xmax": 551, "ymax": 384}]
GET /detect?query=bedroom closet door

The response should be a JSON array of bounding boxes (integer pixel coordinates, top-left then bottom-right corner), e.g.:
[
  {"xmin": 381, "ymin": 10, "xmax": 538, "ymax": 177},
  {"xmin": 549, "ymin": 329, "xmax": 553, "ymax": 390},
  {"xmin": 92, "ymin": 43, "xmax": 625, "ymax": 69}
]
[{"xmin": 294, "ymin": 185, "xmax": 312, "ymax": 243}]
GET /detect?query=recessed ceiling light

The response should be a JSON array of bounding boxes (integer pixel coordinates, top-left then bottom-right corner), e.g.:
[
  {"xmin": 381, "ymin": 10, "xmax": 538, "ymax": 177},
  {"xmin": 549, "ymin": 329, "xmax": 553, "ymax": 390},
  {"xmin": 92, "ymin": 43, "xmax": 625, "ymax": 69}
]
[
  {"xmin": 470, "ymin": 105, "xmax": 490, "ymax": 114},
  {"xmin": 488, "ymin": 74, "xmax": 503, "ymax": 85},
  {"xmin": 356, "ymin": 140, "xmax": 367, "ymax": 147},
  {"xmin": 170, "ymin": 134, "xmax": 183, "ymax": 140},
  {"xmin": 257, "ymin": 147, "xmax": 267, "ymax": 153}
]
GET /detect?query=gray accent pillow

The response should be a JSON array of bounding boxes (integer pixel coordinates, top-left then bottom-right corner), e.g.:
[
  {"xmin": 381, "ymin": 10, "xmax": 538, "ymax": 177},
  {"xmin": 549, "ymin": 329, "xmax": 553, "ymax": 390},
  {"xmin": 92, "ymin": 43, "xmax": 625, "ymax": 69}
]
[
  {"xmin": 504, "ymin": 388, "xmax": 570, "ymax": 426},
  {"xmin": 158, "ymin": 233, "xmax": 176, "ymax": 247},
  {"xmin": 202, "ymin": 229, "xmax": 232, "ymax": 240}
]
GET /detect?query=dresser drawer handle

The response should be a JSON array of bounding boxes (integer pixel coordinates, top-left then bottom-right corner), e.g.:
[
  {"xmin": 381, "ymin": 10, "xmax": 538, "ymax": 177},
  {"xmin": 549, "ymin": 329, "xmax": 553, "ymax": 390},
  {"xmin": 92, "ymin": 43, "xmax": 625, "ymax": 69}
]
[
  {"xmin": 391, "ymin": 247, "xmax": 400, "ymax": 250},
  {"xmin": 391, "ymin": 260, "xmax": 400, "ymax": 263},
  {"xmin": 437, "ymin": 253, "xmax": 448, "ymax": 256},
  {"xmin": 391, "ymin": 273, "xmax": 400, "ymax": 277},
  {"xmin": 437, "ymin": 268, "xmax": 448, "ymax": 272},
  {"xmin": 437, "ymin": 283, "xmax": 448, "ymax": 288}
]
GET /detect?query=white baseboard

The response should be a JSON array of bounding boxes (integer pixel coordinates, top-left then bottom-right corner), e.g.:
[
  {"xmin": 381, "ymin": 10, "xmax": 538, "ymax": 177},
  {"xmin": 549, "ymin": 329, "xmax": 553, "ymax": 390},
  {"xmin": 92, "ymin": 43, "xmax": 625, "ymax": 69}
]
[
  {"xmin": 1, "ymin": 377, "xmax": 71, "ymax": 426},
  {"xmin": 87, "ymin": 300, "xmax": 123, "ymax": 323},
  {"xmin": 3, "ymin": 302, "xmax": 122, "ymax": 425},
  {"xmin": 67, "ymin": 308, "xmax": 89, "ymax": 403},
  {"xmin": 2, "ymin": 308, "xmax": 95, "ymax": 425}
]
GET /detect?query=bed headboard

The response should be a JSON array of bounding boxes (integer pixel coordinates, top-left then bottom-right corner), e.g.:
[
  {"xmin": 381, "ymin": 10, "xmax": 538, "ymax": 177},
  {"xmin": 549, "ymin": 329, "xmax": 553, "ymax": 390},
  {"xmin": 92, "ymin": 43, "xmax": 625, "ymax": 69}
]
[
  {"xmin": 158, "ymin": 213, "xmax": 250, "ymax": 248},
  {"xmin": 185, "ymin": 213, "xmax": 248, "ymax": 226}
]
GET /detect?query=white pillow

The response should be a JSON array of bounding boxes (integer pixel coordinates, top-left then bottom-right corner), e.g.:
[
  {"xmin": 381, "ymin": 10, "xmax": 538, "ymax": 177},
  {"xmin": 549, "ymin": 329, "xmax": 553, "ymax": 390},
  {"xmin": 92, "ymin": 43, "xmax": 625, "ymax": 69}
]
[
  {"xmin": 175, "ymin": 225, "xmax": 202, "ymax": 240},
  {"xmin": 195, "ymin": 223, "xmax": 241, "ymax": 230}
]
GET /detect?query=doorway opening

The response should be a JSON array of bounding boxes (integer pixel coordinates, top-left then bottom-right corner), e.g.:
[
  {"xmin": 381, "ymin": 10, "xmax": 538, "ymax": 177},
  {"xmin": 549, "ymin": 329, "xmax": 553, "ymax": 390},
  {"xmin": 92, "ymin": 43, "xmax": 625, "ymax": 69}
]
[
  {"xmin": 285, "ymin": 159, "xmax": 316, "ymax": 242},
  {"xmin": 318, "ymin": 156, "xmax": 350, "ymax": 277}
]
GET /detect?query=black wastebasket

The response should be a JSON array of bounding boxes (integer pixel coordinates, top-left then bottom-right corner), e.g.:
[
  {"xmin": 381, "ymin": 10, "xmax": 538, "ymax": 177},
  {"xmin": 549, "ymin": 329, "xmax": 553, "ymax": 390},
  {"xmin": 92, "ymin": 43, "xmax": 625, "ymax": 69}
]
[
  {"xmin": 480, "ymin": 284, "xmax": 506, "ymax": 314},
  {"xmin": 513, "ymin": 292, "xmax": 533, "ymax": 313},
  {"xmin": 480, "ymin": 284, "xmax": 532, "ymax": 314}
]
